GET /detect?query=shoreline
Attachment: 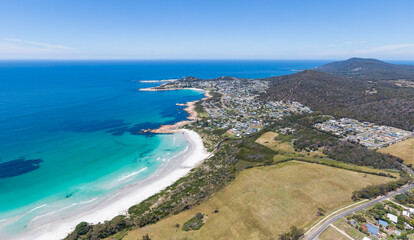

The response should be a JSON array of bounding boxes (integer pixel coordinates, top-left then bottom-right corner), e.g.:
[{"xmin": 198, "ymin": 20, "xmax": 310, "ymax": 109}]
[
  {"xmin": 16, "ymin": 129, "xmax": 209, "ymax": 240},
  {"xmin": 142, "ymin": 88, "xmax": 212, "ymax": 134},
  {"xmin": 139, "ymin": 79, "xmax": 178, "ymax": 83},
  {"xmin": 5, "ymin": 84, "xmax": 213, "ymax": 240}
]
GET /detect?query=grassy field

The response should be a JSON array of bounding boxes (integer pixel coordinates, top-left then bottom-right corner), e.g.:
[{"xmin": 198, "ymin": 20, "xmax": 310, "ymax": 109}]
[
  {"xmin": 319, "ymin": 226, "xmax": 349, "ymax": 240},
  {"xmin": 378, "ymin": 137, "xmax": 414, "ymax": 165},
  {"xmin": 254, "ymin": 131, "xmax": 279, "ymax": 146},
  {"xmin": 256, "ymin": 131, "xmax": 326, "ymax": 156},
  {"xmin": 255, "ymin": 131, "xmax": 295, "ymax": 153},
  {"xmin": 121, "ymin": 161, "xmax": 393, "ymax": 240}
]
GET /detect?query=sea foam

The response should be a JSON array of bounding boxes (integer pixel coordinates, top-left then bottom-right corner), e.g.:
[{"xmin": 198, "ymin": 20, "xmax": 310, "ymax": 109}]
[{"xmin": 117, "ymin": 167, "xmax": 148, "ymax": 182}]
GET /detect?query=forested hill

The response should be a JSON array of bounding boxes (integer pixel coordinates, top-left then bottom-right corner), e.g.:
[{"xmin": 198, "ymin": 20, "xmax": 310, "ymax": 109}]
[
  {"xmin": 260, "ymin": 70, "xmax": 414, "ymax": 130},
  {"xmin": 315, "ymin": 57, "xmax": 414, "ymax": 81}
]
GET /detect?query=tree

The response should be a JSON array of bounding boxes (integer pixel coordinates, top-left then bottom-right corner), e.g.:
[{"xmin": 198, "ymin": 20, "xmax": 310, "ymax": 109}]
[
  {"xmin": 142, "ymin": 234, "xmax": 151, "ymax": 240},
  {"xmin": 74, "ymin": 222, "xmax": 90, "ymax": 236},
  {"xmin": 279, "ymin": 225, "xmax": 304, "ymax": 240},
  {"xmin": 316, "ymin": 207, "xmax": 325, "ymax": 216}
]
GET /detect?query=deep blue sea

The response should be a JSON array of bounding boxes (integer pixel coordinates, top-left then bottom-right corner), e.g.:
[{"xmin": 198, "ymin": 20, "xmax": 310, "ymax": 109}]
[{"xmin": 0, "ymin": 60, "xmax": 333, "ymax": 237}]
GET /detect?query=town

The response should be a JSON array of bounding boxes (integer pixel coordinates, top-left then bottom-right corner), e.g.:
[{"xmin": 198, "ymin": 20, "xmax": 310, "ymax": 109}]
[
  {"xmin": 157, "ymin": 77, "xmax": 414, "ymax": 146},
  {"xmin": 327, "ymin": 192, "xmax": 414, "ymax": 240},
  {"xmin": 315, "ymin": 118, "xmax": 413, "ymax": 149},
  {"xmin": 157, "ymin": 77, "xmax": 312, "ymax": 137}
]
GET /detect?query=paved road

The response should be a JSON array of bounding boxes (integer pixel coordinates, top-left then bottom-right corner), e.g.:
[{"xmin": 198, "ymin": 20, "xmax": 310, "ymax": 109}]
[{"xmin": 305, "ymin": 164, "xmax": 414, "ymax": 240}]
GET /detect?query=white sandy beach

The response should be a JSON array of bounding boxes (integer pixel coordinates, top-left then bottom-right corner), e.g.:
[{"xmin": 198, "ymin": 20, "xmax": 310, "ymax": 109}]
[{"xmin": 14, "ymin": 129, "xmax": 209, "ymax": 240}]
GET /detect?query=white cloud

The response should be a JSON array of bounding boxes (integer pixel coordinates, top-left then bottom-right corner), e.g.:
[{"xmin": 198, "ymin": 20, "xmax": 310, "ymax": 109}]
[
  {"xmin": 313, "ymin": 41, "xmax": 366, "ymax": 49},
  {"xmin": 4, "ymin": 38, "xmax": 74, "ymax": 50},
  {"xmin": 0, "ymin": 38, "xmax": 77, "ymax": 59},
  {"xmin": 311, "ymin": 43, "xmax": 414, "ymax": 59},
  {"xmin": 356, "ymin": 43, "xmax": 414, "ymax": 54}
]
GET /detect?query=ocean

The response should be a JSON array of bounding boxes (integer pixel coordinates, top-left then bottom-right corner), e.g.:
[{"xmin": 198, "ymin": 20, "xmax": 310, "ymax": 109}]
[{"xmin": 0, "ymin": 60, "xmax": 328, "ymax": 238}]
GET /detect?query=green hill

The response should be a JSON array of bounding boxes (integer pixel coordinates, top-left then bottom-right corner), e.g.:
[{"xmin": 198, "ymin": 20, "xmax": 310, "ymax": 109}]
[
  {"xmin": 260, "ymin": 70, "xmax": 414, "ymax": 130},
  {"xmin": 315, "ymin": 57, "xmax": 414, "ymax": 81}
]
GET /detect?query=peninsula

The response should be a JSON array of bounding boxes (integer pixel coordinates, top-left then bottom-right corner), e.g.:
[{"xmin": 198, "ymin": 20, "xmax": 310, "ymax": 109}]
[{"xmin": 65, "ymin": 58, "xmax": 414, "ymax": 240}]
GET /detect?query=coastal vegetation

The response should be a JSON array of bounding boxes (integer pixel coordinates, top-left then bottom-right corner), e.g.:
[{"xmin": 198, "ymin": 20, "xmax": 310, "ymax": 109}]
[
  {"xmin": 66, "ymin": 114, "xmax": 405, "ymax": 240},
  {"xmin": 66, "ymin": 129, "xmax": 238, "ymax": 239},
  {"xmin": 120, "ymin": 161, "xmax": 394, "ymax": 240},
  {"xmin": 194, "ymin": 101, "xmax": 208, "ymax": 118},
  {"xmin": 67, "ymin": 58, "xmax": 414, "ymax": 239}
]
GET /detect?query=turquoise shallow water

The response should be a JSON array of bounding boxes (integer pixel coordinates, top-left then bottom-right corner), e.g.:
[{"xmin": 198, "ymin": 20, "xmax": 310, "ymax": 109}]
[{"xmin": 0, "ymin": 60, "xmax": 329, "ymax": 237}]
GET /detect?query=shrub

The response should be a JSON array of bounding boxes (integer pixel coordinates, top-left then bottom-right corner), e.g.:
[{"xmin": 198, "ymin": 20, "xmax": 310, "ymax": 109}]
[
  {"xmin": 74, "ymin": 222, "xmax": 90, "ymax": 236},
  {"xmin": 279, "ymin": 225, "xmax": 304, "ymax": 240},
  {"xmin": 182, "ymin": 213, "xmax": 205, "ymax": 231}
]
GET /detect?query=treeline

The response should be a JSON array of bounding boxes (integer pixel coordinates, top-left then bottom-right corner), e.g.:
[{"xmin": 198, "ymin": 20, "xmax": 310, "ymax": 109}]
[
  {"xmin": 395, "ymin": 192, "xmax": 414, "ymax": 205},
  {"xmin": 236, "ymin": 139, "xmax": 277, "ymax": 164},
  {"xmin": 352, "ymin": 179, "xmax": 408, "ymax": 201},
  {"xmin": 323, "ymin": 141, "xmax": 402, "ymax": 170},
  {"xmin": 276, "ymin": 158, "xmax": 396, "ymax": 178},
  {"xmin": 292, "ymin": 127, "xmax": 337, "ymax": 151}
]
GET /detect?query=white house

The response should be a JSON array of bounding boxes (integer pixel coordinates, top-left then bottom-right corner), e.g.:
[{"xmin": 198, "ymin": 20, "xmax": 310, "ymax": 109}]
[
  {"xmin": 363, "ymin": 237, "xmax": 371, "ymax": 240},
  {"xmin": 387, "ymin": 213, "xmax": 398, "ymax": 223},
  {"xmin": 409, "ymin": 208, "xmax": 414, "ymax": 214},
  {"xmin": 403, "ymin": 210, "xmax": 410, "ymax": 217}
]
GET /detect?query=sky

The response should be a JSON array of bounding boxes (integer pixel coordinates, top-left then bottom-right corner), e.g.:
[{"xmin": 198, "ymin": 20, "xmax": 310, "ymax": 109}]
[{"xmin": 0, "ymin": 0, "xmax": 413, "ymax": 60}]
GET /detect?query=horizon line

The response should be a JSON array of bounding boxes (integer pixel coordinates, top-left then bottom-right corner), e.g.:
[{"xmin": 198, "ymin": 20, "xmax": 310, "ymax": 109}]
[{"xmin": 0, "ymin": 58, "xmax": 413, "ymax": 62}]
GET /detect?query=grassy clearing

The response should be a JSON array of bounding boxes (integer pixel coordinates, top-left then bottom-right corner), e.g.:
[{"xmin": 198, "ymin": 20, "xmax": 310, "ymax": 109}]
[
  {"xmin": 254, "ymin": 131, "xmax": 279, "ymax": 145},
  {"xmin": 122, "ymin": 161, "xmax": 393, "ymax": 240},
  {"xmin": 319, "ymin": 226, "xmax": 349, "ymax": 240},
  {"xmin": 255, "ymin": 131, "xmax": 326, "ymax": 158},
  {"xmin": 378, "ymin": 137, "xmax": 414, "ymax": 165},
  {"xmin": 255, "ymin": 131, "xmax": 295, "ymax": 153}
]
